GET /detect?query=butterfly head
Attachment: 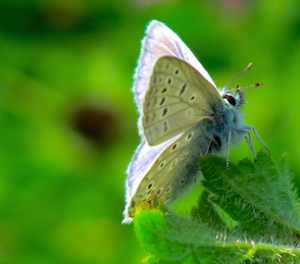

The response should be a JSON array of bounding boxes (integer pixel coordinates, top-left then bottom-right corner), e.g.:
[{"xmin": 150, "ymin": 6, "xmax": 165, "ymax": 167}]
[
  {"xmin": 220, "ymin": 63, "xmax": 263, "ymax": 110},
  {"xmin": 218, "ymin": 88, "xmax": 245, "ymax": 110}
]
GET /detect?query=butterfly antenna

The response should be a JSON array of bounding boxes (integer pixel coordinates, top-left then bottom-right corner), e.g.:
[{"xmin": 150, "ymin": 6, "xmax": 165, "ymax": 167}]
[
  {"xmin": 224, "ymin": 63, "xmax": 253, "ymax": 88},
  {"xmin": 237, "ymin": 81, "xmax": 263, "ymax": 91}
]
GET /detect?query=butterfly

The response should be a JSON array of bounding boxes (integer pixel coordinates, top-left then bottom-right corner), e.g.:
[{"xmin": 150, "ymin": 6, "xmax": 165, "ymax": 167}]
[{"xmin": 122, "ymin": 20, "xmax": 269, "ymax": 224}]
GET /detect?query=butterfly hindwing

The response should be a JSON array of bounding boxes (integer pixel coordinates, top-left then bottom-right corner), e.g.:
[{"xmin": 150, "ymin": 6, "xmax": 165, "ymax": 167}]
[
  {"xmin": 126, "ymin": 119, "xmax": 215, "ymax": 219},
  {"xmin": 143, "ymin": 56, "xmax": 223, "ymax": 146},
  {"xmin": 125, "ymin": 135, "xmax": 182, "ymax": 202}
]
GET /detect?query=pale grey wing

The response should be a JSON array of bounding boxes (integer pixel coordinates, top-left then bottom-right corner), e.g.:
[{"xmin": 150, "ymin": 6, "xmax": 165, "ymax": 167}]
[
  {"xmin": 133, "ymin": 20, "xmax": 217, "ymax": 112},
  {"xmin": 142, "ymin": 56, "xmax": 223, "ymax": 146},
  {"xmin": 123, "ymin": 134, "xmax": 182, "ymax": 224},
  {"xmin": 125, "ymin": 119, "xmax": 215, "ymax": 221}
]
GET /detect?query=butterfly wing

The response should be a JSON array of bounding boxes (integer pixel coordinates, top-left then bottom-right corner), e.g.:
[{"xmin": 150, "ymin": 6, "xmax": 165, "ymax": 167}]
[
  {"xmin": 124, "ymin": 21, "xmax": 222, "ymax": 224},
  {"xmin": 125, "ymin": 134, "xmax": 182, "ymax": 206},
  {"xmin": 124, "ymin": 57, "xmax": 224, "ymax": 222},
  {"xmin": 123, "ymin": 134, "xmax": 182, "ymax": 224},
  {"xmin": 123, "ymin": 119, "xmax": 217, "ymax": 223},
  {"xmin": 134, "ymin": 20, "xmax": 217, "ymax": 114},
  {"xmin": 143, "ymin": 56, "xmax": 223, "ymax": 146}
]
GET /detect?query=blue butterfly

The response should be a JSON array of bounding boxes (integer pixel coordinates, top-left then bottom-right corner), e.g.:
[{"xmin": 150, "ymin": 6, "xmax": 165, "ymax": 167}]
[{"xmin": 123, "ymin": 20, "xmax": 269, "ymax": 224}]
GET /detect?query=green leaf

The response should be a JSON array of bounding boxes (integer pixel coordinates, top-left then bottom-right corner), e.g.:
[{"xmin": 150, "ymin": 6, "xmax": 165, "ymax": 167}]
[{"xmin": 133, "ymin": 152, "xmax": 300, "ymax": 264}]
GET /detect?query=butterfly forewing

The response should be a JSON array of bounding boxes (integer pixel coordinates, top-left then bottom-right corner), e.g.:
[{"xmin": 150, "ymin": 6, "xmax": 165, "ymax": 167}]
[
  {"xmin": 134, "ymin": 20, "xmax": 217, "ymax": 111},
  {"xmin": 142, "ymin": 56, "xmax": 223, "ymax": 146}
]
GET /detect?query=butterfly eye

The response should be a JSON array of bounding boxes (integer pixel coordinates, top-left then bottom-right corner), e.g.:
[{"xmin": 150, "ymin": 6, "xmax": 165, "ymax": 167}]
[{"xmin": 223, "ymin": 94, "xmax": 236, "ymax": 107}]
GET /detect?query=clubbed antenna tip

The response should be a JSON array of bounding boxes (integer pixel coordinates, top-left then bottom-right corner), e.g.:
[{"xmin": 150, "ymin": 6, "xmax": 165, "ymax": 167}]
[
  {"xmin": 246, "ymin": 63, "xmax": 253, "ymax": 70},
  {"xmin": 225, "ymin": 63, "xmax": 253, "ymax": 88},
  {"xmin": 255, "ymin": 81, "xmax": 263, "ymax": 87},
  {"xmin": 238, "ymin": 81, "xmax": 263, "ymax": 91}
]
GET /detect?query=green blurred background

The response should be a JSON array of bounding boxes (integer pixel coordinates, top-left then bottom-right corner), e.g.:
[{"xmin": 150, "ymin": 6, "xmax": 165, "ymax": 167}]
[{"xmin": 0, "ymin": 0, "xmax": 300, "ymax": 263}]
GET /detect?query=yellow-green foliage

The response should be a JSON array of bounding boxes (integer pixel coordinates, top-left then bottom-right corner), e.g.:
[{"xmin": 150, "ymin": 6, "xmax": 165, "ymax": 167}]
[{"xmin": 134, "ymin": 153, "xmax": 300, "ymax": 263}]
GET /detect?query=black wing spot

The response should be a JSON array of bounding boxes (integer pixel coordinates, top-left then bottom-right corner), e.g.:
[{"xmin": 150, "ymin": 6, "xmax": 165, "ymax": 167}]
[
  {"xmin": 163, "ymin": 121, "xmax": 168, "ymax": 132},
  {"xmin": 180, "ymin": 83, "xmax": 187, "ymax": 96},
  {"xmin": 160, "ymin": 98, "xmax": 165, "ymax": 105},
  {"xmin": 175, "ymin": 69, "xmax": 179, "ymax": 75},
  {"xmin": 168, "ymin": 78, "xmax": 172, "ymax": 84},
  {"xmin": 161, "ymin": 88, "xmax": 167, "ymax": 94},
  {"xmin": 165, "ymin": 187, "xmax": 171, "ymax": 193},
  {"xmin": 157, "ymin": 188, "xmax": 163, "ymax": 196},
  {"xmin": 171, "ymin": 160, "xmax": 177, "ymax": 167},
  {"xmin": 162, "ymin": 108, "xmax": 168, "ymax": 117}
]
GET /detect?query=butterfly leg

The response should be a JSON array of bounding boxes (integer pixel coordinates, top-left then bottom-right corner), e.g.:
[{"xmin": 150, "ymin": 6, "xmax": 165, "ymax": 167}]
[
  {"xmin": 226, "ymin": 128, "xmax": 232, "ymax": 168},
  {"xmin": 205, "ymin": 139, "xmax": 213, "ymax": 155},
  {"xmin": 244, "ymin": 130, "xmax": 257, "ymax": 161},
  {"xmin": 248, "ymin": 126, "xmax": 270, "ymax": 155}
]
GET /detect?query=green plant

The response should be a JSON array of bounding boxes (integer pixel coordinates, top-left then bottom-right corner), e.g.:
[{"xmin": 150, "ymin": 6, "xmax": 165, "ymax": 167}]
[{"xmin": 134, "ymin": 152, "xmax": 300, "ymax": 264}]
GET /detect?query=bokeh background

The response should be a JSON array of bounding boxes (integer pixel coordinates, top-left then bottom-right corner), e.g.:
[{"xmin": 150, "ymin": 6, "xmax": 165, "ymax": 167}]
[{"xmin": 1, "ymin": 0, "xmax": 300, "ymax": 263}]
